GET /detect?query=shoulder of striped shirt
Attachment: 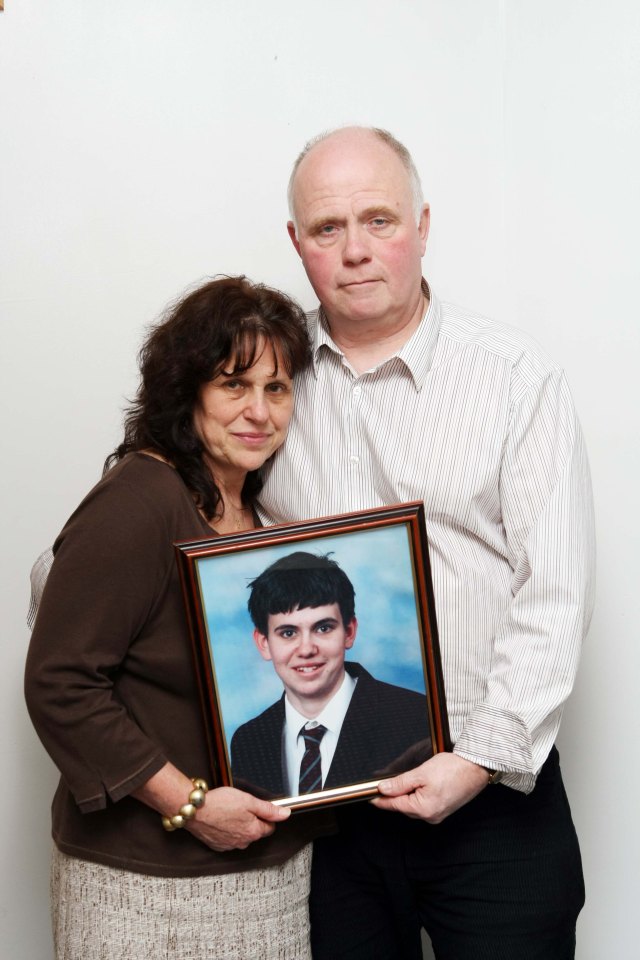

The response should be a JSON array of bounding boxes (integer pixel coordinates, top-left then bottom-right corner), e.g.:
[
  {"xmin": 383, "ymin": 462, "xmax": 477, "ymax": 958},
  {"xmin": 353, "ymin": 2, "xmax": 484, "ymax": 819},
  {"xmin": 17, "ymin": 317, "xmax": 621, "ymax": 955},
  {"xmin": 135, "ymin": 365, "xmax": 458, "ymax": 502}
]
[{"xmin": 439, "ymin": 300, "xmax": 563, "ymax": 386}]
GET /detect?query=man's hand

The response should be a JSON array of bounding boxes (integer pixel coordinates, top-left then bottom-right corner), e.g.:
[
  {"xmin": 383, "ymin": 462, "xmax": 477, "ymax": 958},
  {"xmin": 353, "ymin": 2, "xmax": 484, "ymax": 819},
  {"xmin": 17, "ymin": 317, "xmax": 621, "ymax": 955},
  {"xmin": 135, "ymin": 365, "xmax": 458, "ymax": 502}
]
[
  {"xmin": 187, "ymin": 786, "xmax": 291, "ymax": 852},
  {"xmin": 370, "ymin": 753, "xmax": 490, "ymax": 824}
]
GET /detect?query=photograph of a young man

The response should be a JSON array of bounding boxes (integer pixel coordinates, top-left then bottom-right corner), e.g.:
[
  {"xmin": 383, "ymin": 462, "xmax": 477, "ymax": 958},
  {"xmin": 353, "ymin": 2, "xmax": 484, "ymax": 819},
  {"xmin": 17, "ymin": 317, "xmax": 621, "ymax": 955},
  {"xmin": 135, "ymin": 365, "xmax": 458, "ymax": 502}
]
[{"xmin": 231, "ymin": 551, "xmax": 432, "ymax": 799}]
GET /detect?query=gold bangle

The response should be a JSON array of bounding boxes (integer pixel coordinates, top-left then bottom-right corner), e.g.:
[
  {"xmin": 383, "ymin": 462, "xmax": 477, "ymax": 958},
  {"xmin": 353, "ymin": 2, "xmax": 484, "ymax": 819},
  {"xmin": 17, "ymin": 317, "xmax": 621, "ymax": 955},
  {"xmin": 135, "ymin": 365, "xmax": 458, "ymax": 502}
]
[{"xmin": 161, "ymin": 778, "xmax": 209, "ymax": 832}]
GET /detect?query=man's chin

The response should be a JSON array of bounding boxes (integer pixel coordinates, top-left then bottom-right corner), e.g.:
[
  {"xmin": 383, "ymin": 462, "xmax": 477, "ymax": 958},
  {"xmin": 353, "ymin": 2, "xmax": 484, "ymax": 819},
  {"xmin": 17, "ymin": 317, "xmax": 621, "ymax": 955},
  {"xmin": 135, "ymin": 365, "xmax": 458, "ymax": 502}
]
[{"xmin": 334, "ymin": 297, "xmax": 389, "ymax": 326}]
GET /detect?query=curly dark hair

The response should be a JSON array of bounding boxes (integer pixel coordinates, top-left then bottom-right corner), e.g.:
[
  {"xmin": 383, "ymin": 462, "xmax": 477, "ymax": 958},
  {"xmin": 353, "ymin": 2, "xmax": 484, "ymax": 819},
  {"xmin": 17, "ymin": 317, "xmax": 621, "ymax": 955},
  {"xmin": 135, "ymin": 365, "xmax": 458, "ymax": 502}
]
[{"xmin": 105, "ymin": 276, "xmax": 312, "ymax": 520}]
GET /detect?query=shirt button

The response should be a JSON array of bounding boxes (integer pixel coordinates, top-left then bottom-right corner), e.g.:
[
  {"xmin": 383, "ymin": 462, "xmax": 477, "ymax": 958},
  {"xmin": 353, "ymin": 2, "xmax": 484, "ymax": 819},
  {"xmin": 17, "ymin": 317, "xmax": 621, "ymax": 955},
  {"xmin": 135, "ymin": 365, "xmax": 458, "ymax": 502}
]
[
  {"xmin": 353, "ymin": 385, "xmax": 362, "ymax": 397},
  {"xmin": 349, "ymin": 455, "xmax": 360, "ymax": 465}
]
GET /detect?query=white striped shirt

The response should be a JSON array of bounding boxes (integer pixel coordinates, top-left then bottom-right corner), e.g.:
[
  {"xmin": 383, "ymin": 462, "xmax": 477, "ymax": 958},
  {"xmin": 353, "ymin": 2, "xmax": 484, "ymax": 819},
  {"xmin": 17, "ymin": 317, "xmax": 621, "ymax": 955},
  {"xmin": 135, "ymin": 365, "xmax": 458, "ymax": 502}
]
[{"xmin": 257, "ymin": 288, "xmax": 596, "ymax": 793}]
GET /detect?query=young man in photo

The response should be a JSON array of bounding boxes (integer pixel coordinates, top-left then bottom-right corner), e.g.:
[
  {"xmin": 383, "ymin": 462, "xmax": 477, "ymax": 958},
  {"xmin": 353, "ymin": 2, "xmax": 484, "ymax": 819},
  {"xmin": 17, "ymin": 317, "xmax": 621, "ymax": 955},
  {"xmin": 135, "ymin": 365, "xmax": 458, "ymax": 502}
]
[{"xmin": 231, "ymin": 551, "xmax": 431, "ymax": 798}]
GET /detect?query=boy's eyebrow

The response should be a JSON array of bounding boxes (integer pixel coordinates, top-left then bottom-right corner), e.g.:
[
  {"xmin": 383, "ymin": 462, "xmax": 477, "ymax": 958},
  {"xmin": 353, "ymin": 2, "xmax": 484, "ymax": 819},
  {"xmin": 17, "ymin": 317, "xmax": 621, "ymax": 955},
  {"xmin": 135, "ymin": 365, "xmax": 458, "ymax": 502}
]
[
  {"xmin": 272, "ymin": 616, "xmax": 340, "ymax": 631},
  {"xmin": 312, "ymin": 617, "xmax": 339, "ymax": 628}
]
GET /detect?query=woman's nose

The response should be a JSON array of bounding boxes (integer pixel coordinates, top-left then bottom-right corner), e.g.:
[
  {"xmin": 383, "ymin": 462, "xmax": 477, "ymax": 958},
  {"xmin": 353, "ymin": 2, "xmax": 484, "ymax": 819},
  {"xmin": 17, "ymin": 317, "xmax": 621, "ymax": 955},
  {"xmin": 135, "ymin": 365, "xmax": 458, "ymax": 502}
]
[{"xmin": 244, "ymin": 391, "xmax": 269, "ymax": 422}]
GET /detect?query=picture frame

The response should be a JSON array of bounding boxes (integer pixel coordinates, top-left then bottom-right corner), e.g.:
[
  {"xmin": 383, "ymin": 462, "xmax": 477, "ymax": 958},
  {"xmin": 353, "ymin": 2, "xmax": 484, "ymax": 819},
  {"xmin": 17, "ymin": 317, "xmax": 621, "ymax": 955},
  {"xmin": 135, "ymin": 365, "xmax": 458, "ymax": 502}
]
[{"xmin": 175, "ymin": 501, "xmax": 451, "ymax": 812}]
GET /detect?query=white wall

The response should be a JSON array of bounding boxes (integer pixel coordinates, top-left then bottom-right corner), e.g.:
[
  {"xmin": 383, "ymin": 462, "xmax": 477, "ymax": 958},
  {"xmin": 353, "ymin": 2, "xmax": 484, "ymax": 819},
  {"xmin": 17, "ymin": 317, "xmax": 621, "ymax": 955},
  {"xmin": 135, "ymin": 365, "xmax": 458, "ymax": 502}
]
[
  {"xmin": 503, "ymin": 4, "xmax": 640, "ymax": 951},
  {"xmin": 1, "ymin": 2, "xmax": 637, "ymax": 957}
]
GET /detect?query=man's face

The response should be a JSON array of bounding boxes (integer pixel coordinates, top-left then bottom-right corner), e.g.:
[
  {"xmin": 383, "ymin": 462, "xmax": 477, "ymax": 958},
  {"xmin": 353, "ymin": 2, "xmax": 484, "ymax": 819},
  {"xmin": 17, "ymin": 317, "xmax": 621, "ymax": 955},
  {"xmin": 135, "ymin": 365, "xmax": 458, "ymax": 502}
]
[
  {"xmin": 288, "ymin": 129, "xmax": 429, "ymax": 332},
  {"xmin": 253, "ymin": 603, "xmax": 357, "ymax": 716}
]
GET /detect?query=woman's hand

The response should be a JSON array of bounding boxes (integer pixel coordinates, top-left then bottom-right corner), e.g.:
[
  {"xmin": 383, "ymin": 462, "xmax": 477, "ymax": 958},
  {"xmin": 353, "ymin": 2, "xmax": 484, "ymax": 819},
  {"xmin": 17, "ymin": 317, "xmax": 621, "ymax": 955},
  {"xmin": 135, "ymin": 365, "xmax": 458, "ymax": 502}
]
[
  {"xmin": 132, "ymin": 762, "xmax": 290, "ymax": 853},
  {"xmin": 187, "ymin": 786, "xmax": 290, "ymax": 852}
]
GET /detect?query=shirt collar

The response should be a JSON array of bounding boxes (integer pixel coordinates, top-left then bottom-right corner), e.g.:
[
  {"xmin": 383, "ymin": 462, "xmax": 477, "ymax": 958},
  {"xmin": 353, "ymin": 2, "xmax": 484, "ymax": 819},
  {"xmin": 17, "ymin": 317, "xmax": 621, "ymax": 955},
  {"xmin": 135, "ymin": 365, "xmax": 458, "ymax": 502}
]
[
  {"xmin": 310, "ymin": 280, "xmax": 441, "ymax": 390},
  {"xmin": 284, "ymin": 668, "xmax": 357, "ymax": 735}
]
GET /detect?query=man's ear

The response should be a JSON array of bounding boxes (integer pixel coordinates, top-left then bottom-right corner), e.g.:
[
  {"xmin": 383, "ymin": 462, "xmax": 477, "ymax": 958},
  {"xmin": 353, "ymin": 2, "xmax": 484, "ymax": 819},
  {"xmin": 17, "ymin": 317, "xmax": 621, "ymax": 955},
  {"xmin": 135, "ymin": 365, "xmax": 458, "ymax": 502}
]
[
  {"xmin": 253, "ymin": 629, "xmax": 273, "ymax": 661},
  {"xmin": 287, "ymin": 220, "xmax": 302, "ymax": 257},
  {"xmin": 344, "ymin": 617, "xmax": 357, "ymax": 650},
  {"xmin": 418, "ymin": 203, "xmax": 430, "ymax": 255}
]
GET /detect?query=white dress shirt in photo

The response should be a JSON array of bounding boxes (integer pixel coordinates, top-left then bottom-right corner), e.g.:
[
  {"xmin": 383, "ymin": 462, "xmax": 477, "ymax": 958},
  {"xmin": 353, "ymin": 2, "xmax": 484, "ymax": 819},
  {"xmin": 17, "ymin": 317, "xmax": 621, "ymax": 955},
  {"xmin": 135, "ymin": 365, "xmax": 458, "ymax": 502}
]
[{"xmin": 283, "ymin": 669, "xmax": 357, "ymax": 794}]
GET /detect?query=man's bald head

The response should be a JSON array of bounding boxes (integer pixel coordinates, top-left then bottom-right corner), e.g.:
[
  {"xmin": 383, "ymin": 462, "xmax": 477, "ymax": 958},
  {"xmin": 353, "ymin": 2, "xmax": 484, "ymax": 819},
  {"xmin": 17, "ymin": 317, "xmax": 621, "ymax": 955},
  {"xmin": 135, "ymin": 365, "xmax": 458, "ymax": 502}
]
[{"xmin": 287, "ymin": 126, "xmax": 424, "ymax": 230}]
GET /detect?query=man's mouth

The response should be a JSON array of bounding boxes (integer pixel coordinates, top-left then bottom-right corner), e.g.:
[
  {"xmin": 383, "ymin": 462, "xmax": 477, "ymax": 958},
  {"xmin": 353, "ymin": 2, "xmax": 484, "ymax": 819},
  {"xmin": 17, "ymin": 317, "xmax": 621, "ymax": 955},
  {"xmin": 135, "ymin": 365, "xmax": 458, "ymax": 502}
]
[{"xmin": 293, "ymin": 663, "xmax": 324, "ymax": 674}]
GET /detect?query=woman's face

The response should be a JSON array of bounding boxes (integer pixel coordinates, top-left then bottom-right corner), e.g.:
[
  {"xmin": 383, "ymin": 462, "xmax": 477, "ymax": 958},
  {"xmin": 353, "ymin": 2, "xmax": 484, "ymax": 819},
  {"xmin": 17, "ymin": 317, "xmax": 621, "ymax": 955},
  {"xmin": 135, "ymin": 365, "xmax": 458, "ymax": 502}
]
[{"xmin": 193, "ymin": 341, "xmax": 294, "ymax": 489}]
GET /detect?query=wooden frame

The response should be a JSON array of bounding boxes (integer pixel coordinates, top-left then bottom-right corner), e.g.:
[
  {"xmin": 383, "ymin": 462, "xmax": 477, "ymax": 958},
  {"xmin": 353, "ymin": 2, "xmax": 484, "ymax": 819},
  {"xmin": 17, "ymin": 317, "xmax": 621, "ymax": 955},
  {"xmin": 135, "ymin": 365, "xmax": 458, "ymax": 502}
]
[{"xmin": 175, "ymin": 501, "xmax": 450, "ymax": 811}]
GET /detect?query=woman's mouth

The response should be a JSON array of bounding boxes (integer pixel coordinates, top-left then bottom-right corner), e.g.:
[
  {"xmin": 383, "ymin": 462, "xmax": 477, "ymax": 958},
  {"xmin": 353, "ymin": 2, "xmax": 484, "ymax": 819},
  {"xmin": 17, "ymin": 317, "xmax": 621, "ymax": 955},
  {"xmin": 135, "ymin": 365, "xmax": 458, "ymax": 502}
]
[{"xmin": 232, "ymin": 432, "xmax": 271, "ymax": 445}]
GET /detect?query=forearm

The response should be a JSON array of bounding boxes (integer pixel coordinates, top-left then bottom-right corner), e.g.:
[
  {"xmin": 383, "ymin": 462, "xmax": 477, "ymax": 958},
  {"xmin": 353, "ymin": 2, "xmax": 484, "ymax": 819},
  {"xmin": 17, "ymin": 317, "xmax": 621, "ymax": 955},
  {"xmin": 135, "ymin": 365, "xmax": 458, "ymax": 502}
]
[
  {"xmin": 454, "ymin": 377, "xmax": 595, "ymax": 789},
  {"xmin": 24, "ymin": 642, "xmax": 168, "ymax": 811},
  {"xmin": 131, "ymin": 761, "xmax": 201, "ymax": 818}
]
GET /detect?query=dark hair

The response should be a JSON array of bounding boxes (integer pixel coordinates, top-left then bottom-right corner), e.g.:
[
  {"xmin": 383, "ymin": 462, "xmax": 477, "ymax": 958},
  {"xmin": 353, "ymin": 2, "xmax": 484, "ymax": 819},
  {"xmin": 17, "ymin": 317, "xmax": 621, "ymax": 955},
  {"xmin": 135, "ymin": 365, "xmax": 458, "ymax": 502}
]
[
  {"xmin": 247, "ymin": 552, "xmax": 356, "ymax": 636},
  {"xmin": 105, "ymin": 276, "xmax": 312, "ymax": 520}
]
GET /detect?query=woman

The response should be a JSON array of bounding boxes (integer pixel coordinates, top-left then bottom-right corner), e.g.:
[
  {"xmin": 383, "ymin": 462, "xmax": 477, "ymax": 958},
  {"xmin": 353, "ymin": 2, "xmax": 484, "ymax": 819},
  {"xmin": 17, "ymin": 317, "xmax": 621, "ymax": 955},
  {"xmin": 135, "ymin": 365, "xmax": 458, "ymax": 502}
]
[{"xmin": 25, "ymin": 276, "xmax": 323, "ymax": 960}]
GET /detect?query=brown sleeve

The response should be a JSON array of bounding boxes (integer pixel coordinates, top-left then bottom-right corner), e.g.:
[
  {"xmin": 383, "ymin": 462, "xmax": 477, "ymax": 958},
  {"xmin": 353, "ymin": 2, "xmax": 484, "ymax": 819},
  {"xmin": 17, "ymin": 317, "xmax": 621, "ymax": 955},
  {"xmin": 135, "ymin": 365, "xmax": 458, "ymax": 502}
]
[{"xmin": 24, "ymin": 468, "xmax": 173, "ymax": 812}]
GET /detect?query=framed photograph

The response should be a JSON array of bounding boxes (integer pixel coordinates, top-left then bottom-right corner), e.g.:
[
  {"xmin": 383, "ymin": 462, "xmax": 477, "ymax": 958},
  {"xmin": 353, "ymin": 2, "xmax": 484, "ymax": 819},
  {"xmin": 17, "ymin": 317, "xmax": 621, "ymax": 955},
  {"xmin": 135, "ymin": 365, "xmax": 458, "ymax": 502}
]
[{"xmin": 175, "ymin": 501, "xmax": 450, "ymax": 812}]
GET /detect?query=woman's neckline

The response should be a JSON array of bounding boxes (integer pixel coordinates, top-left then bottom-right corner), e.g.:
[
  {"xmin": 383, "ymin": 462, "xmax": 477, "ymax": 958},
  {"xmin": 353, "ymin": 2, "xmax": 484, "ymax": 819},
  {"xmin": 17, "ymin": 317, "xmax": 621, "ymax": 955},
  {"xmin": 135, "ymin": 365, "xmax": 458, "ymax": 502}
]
[{"xmin": 133, "ymin": 450, "xmax": 256, "ymax": 536}]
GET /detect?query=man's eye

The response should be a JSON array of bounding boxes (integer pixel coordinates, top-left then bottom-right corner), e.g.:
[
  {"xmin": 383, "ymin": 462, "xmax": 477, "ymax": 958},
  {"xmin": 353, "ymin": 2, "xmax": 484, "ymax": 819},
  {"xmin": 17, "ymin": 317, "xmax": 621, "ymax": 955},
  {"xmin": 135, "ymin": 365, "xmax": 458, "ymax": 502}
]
[
  {"xmin": 316, "ymin": 624, "xmax": 332, "ymax": 634},
  {"xmin": 266, "ymin": 382, "xmax": 289, "ymax": 394},
  {"xmin": 279, "ymin": 629, "xmax": 296, "ymax": 639},
  {"xmin": 371, "ymin": 217, "xmax": 388, "ymax": 227},
  {"xmin": 320, "ymin": 224, "xmax": 336, "ymax": 235},
  {"xmin": 224, "ymin": 379, "xmax": 243, "ymax": 390}
]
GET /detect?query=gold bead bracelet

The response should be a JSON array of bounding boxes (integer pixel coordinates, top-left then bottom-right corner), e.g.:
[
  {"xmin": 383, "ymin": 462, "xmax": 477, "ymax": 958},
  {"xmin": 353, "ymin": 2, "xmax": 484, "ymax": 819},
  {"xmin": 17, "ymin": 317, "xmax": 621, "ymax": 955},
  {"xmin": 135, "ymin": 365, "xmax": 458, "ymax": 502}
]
[{"xmin": 161, "ymin": 778, "xmax": 209, "ymax": 832}]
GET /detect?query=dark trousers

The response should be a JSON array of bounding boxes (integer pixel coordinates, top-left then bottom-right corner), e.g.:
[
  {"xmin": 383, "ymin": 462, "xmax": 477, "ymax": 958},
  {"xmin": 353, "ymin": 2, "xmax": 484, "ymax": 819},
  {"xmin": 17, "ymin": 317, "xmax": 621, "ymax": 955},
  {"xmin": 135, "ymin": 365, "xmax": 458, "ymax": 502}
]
[{"xmin": 310, "ymin": 748, "xmax": 584, "ymax": 960}]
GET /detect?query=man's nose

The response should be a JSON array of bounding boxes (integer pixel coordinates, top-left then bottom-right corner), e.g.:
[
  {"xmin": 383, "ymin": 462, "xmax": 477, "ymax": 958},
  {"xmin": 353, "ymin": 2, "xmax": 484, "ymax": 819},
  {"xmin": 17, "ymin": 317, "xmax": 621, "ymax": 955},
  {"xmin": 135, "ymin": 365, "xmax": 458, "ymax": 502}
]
[
  {"xmin": 297, "ymin": 632, "xmax": 317, "ymax": 656},
  {"xmin": 342, "ymin": 225, "xmax": 371, "ymax": 265}
]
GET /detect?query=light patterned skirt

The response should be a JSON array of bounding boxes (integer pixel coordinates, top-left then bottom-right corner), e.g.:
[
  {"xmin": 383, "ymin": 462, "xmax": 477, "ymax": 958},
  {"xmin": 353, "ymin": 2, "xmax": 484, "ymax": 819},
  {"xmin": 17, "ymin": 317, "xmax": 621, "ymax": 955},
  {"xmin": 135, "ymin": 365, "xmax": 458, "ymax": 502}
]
[{"xmin": 50, "ymin": 844, "xmax": 312, "ymax": 960}]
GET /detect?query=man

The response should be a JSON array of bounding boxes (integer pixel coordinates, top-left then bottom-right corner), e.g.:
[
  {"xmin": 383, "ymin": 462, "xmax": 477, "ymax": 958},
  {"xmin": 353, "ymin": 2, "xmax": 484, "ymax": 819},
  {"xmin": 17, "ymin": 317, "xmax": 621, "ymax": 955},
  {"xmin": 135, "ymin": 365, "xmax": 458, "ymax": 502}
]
[
  {"xmin": 256, "ymin": 126, "xmax": 595, "ymax": 959},
  {"xmin": 231, "ymin": 551, "xmax": 432, "ymax": 799}
]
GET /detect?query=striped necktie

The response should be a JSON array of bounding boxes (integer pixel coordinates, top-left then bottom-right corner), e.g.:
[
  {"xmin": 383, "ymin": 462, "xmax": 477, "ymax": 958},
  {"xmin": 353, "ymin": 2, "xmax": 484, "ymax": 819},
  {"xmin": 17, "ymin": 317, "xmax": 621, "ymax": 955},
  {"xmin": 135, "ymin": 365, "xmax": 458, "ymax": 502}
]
[{"xmin": 298, "ymin": 724, "xmax": 327, "ymax": 794}]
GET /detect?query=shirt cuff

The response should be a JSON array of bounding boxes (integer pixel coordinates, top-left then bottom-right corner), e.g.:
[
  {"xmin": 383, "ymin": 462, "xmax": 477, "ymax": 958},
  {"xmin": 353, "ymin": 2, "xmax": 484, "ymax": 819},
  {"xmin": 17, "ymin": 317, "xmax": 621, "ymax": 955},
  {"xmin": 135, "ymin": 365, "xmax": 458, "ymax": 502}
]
[{"xmin": 453, "ymin": 702, "xmax": 538, "ymax": 795}]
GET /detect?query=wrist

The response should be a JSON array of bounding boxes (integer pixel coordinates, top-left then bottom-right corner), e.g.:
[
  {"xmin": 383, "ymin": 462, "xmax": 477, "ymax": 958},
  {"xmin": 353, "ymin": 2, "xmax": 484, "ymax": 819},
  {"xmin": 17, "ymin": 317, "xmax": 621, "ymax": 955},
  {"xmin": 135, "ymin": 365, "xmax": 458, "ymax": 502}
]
[
  {"xmin": 161, "ymin": 778, "xmax": 209, "ymax": 831},
  {"xmin": 480, "ymin": 766, "xmax": 502, "ymax": 785}
]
